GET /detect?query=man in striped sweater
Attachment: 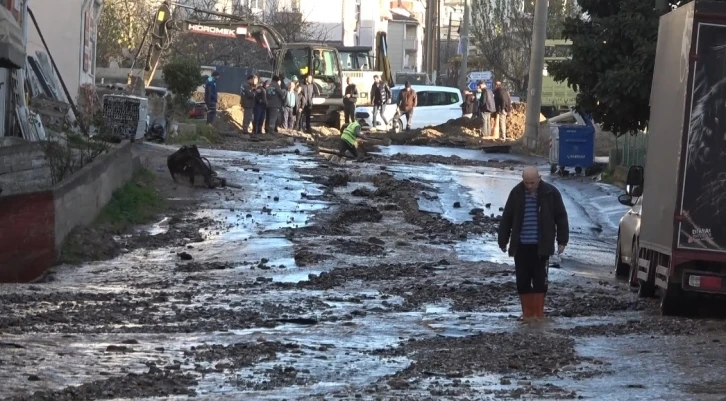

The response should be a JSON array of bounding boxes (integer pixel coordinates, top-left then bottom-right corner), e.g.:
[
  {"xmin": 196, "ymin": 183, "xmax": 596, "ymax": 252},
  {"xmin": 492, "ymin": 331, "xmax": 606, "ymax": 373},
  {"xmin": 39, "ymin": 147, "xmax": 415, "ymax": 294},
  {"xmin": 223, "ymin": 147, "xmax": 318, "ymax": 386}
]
[{"xmin": 498, "ymin": 166, "xmax": 569, "ymax": 321}]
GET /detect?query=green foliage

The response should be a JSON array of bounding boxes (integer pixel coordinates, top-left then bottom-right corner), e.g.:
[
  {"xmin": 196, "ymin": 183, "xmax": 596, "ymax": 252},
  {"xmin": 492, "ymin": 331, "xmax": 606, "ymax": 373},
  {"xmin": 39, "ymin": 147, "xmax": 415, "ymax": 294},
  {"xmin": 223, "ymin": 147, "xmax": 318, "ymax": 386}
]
[
  {"xmin": 548, "ymin": 0, "xmax": 711, "ymax": 136},
  {"xmin": 162, "ymin": 58, "xmax": 202, "ymax": 103},
  {"xmin": 96, "ymin": 168, "xmax": 165, "ymax": 230},
  {"xmin": 471, "ymin": 0, "xmax": 578, "ymax": 92}
]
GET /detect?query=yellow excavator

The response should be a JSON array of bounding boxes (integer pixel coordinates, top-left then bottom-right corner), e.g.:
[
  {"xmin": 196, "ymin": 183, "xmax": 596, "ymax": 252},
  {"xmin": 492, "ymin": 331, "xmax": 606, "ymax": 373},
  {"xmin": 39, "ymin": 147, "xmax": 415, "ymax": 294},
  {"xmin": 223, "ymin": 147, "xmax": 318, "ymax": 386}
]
[{"xmin": 130, "ymin": 1, "xmax": 351, "ymax": 128}]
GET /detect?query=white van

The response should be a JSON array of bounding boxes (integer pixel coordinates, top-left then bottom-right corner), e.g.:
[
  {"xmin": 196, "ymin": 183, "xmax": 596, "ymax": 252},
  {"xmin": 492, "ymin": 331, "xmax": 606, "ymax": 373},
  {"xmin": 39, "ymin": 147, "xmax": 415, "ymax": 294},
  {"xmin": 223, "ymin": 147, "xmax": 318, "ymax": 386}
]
[{"xmin": 354, "ymin": 85, "xmax": 463, "ymax": 132}]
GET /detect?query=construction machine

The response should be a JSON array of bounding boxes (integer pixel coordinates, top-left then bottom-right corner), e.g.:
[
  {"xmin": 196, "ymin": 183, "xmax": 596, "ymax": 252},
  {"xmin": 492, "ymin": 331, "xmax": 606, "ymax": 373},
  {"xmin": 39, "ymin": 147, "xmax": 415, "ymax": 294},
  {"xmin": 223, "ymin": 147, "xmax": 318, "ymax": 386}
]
[
  {"xmin": 336, "ymin": 46, "xmax": 381, "ymax": 106},
  {"xmin": 130, "ymin": 1, "xmax": 346, "ymax": 128}
]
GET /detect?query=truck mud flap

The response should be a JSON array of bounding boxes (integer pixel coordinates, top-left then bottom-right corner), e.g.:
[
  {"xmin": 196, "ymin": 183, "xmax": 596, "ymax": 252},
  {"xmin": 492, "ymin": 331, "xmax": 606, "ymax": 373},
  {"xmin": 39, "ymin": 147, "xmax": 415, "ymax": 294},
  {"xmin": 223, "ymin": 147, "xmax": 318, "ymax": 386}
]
[
  {"xmin": 655, "ymin": 264, "xmax": 670, "ymax": 288},
  {"xmin": 636, "ymin": 257, "xmax": 651, "ymax": 281}
]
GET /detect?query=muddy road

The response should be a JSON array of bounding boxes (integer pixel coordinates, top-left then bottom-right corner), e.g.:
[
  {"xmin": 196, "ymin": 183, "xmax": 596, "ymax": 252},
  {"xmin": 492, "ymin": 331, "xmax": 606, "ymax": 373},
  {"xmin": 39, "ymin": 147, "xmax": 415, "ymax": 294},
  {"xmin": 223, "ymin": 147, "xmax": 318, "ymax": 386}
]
[{"xmin": 2, "ymin": 143, "xmax": 726, "ymax": 401}]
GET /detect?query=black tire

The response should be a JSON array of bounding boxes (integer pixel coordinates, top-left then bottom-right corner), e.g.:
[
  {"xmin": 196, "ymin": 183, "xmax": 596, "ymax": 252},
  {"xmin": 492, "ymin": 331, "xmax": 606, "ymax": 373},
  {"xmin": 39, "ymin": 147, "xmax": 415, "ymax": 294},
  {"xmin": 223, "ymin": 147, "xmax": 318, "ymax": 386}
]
[
  {"xmin": 628, "ymin": 240, "xmax": 639, "ymax": 288},
  {"xmin": 391, "ymin": 117, "xmax": 403, "ymax": 134},
  {"xmin": 614, "ymin": 234, "xmax": 629, "ymax": 278},
  {"xmin": 575, "ymin": 166, "xmax": 583, "ymax": 175},
  {"xmin": 550, "ymin": 164, "xmax": 557, "ymax": 174},
  {"xmin": 660, "ymin": 282, "xmax": 690, "ymax": 316}
]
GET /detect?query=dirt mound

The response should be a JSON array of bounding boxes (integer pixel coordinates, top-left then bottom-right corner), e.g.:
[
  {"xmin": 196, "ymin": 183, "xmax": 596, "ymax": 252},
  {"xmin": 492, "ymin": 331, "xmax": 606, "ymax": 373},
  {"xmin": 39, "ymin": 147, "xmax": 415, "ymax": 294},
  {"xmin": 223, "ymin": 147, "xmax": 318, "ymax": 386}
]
[
  {"xmin": 376, "ymin": 331, "xmax": 588, "ymax": 380},
  {"xmin": 192, "ymin": 91, "xmax": 240, "ymax": 111},
  {"xmin": 372, "ymin": 173, "xmax": 500, "ymax": 238}
]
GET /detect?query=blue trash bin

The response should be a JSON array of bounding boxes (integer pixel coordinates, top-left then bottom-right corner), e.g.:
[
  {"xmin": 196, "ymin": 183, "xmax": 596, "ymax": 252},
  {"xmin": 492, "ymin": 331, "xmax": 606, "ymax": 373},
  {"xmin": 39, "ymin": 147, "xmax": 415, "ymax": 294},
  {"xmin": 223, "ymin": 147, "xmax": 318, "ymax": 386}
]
[{"xmin": 557, "ymin": 124, "xmax": 595, "ymax": 175}]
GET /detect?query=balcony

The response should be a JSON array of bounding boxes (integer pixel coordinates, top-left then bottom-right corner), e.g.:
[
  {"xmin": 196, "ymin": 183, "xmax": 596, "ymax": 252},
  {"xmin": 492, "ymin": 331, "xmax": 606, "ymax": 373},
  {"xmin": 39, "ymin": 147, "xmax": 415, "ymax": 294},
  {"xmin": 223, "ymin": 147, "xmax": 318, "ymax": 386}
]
[{"xmin": 403, "ymin": 37, "xmax": 418, "ymax": 51}]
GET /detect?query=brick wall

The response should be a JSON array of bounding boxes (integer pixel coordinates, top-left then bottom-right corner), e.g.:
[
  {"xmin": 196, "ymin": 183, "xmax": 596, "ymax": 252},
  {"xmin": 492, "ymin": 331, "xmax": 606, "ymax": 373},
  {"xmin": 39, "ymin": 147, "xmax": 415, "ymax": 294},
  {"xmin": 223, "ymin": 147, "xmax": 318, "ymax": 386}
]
[
  {"xmin": 0, "ymin": 191, "xmax": 56, "ymax": 282},
  {"xmin": 0, "ymin": 141, "xmax": 138, "ymax": 283}
]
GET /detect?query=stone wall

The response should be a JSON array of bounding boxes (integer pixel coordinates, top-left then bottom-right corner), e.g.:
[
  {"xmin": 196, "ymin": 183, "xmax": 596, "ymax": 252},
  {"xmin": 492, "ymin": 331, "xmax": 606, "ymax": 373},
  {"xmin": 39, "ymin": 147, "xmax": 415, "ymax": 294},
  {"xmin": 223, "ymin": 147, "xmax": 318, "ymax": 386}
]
[
  {"xmin": 0, "ymin": 138, "xmax": 53, "ymax": 195},
  {"xmin": 0, "ymin": 141, "xmax": 140, "ymax": 282}
]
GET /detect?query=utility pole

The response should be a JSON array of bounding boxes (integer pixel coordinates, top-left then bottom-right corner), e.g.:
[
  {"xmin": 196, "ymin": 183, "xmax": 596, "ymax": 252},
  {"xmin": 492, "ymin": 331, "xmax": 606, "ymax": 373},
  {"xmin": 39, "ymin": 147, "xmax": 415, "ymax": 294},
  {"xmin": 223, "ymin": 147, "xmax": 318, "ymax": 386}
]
[
  {"xmin": 424, "ymin": 0, "xmax": 433, "ymax": 76},
  {"xmin": 523, "ymin": 0, "xmax": 548, "ymax": 150},
  {"xmin": 435, "ymin": 0, "xmax": 441, "ymax": 83},
  {"xmin": 457, "ymin": 0, "xmax": 470, "ymax": 90},
  {"xmin": 444, "ymin": 11, "xmax": 452, "ymax": 67}
]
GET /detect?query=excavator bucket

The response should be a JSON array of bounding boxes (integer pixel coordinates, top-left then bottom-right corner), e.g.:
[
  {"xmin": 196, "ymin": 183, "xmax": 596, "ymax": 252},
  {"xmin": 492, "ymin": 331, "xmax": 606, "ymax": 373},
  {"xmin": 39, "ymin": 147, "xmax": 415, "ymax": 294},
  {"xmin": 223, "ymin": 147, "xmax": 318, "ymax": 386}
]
[{"xmin": 375, "ymin": 32, "xmax": 394, "ymax": 85}]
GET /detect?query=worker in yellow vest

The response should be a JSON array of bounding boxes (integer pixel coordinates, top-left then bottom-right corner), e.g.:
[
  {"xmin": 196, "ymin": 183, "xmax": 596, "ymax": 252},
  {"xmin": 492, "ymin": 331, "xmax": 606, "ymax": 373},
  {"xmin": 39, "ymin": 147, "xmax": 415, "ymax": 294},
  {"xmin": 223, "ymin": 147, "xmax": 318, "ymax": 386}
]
[{"xmin": 339, "ymin": 118, "xmax": 368, "ymax": 160}]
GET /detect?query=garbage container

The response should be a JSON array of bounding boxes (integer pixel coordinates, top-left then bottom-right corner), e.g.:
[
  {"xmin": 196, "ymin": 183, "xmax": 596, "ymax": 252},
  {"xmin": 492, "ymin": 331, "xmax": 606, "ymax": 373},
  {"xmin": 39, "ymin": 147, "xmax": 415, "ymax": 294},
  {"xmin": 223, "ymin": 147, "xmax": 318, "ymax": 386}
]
[{"xmin": 549, "ymin": 124, "xmax": 595, "ymax": 175}]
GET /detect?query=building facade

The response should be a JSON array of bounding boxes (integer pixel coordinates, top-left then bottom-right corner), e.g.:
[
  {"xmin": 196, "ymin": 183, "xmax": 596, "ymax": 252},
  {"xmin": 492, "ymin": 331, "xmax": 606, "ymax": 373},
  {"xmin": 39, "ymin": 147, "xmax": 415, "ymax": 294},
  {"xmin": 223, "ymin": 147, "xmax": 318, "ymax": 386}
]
[
  {"xmin": 26, "ymin": 0, "xmax": 103, "ymax": 101},
  {"xmin": 387, "ymin": 9, "xmax": 422, "ymax": 74}
]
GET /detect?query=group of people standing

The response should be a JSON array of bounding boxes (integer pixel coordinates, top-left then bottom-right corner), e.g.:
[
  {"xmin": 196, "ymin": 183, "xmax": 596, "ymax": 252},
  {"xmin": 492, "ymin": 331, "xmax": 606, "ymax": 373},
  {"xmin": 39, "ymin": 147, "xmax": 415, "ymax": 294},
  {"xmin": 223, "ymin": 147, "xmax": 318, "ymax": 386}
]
[
  {"xmin": 239, "ymin": 74, "xmax": 318, "ymax": 135},
  {"xmin": 462, "ymin": 80, "xmax": 512, "ymax": 140}
]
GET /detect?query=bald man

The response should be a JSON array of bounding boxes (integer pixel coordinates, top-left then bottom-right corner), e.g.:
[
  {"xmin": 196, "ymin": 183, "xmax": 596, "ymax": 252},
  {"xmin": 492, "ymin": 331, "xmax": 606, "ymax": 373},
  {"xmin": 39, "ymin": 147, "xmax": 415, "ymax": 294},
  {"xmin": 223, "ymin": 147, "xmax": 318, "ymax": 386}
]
[{"xmin": 498, "ymin": 166, "xmax": 569, "ymax": 320}]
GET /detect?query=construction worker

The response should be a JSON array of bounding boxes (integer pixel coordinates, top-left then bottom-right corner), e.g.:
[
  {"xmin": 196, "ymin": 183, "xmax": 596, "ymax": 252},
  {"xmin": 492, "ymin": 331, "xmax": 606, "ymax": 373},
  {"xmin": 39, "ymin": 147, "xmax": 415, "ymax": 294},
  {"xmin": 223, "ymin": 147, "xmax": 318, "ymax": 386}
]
[
  {"xmin": 204, "ymin": 70, "xmax": 220, "ymax": 125},
  {"xmin": 240, "ymin": 74, "xmax": 258, "ymax": 134},
  {"xmin": 339, "ymin": 118, "xmax": 367, "ymax": 160}
]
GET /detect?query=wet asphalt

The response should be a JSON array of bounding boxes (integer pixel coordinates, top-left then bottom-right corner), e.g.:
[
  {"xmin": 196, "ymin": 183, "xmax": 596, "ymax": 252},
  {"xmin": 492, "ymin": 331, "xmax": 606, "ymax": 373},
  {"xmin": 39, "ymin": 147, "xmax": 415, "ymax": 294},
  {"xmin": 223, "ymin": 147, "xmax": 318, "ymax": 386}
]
[{"xmin": 2, "ymin": 143, "xmax": 726, "ymax": 400}]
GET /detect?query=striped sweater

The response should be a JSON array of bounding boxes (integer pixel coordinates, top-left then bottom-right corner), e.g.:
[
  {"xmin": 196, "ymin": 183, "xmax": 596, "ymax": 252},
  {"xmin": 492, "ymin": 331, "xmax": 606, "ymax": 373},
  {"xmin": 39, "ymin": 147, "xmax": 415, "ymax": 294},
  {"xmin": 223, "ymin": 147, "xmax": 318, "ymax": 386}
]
[{"xmin": 520, "ymin": 191, "xmax": 539, "ymax": 244}]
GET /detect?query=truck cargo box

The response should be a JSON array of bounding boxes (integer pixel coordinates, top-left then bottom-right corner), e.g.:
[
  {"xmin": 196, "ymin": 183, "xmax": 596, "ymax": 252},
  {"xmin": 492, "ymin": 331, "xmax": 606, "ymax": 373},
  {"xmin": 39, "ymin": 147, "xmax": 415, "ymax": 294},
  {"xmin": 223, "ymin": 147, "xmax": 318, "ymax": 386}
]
[{"xmin": 641, "ymin": 1, "xmax": 726, "ymax": 258}]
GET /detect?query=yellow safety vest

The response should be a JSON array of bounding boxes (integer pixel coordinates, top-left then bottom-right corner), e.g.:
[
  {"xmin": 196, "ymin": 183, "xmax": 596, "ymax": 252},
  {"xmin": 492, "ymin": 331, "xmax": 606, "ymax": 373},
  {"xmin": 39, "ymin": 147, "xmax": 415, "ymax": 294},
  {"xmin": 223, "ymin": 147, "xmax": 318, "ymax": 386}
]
[{"xmin": 341, "ymin": 121, "xmax": 360, "ymax": 146}]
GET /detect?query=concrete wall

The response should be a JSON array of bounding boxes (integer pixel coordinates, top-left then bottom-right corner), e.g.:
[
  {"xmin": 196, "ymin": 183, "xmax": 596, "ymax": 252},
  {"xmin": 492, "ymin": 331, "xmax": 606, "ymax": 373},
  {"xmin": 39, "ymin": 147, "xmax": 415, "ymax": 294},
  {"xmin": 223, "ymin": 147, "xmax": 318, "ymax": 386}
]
[
  {"xmin": 0, "ymin": 139, "xmax": 52, "ymax": 196},
  {"xmin": 0, "ymin": 141, "xmax": 139, "ymax": 283}
]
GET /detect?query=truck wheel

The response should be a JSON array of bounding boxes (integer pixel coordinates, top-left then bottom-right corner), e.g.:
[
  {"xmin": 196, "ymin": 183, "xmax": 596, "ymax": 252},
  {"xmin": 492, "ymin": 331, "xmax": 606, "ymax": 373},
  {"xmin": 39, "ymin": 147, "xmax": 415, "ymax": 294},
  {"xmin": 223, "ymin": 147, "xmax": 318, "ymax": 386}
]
[
  {"xmin": 550, "ymin": 164, "xmax": 557, "ymax": 174},
  {"xmin": 575, "ymin": 166, "xmax": 583, "ymax": 175},
  {"xmin": 660, "ymin": 283, "xmax": 690, "ymax": 317},
  {"xmin": 614, "ymin": 235, "xmax": 629, "ymax": 278}
]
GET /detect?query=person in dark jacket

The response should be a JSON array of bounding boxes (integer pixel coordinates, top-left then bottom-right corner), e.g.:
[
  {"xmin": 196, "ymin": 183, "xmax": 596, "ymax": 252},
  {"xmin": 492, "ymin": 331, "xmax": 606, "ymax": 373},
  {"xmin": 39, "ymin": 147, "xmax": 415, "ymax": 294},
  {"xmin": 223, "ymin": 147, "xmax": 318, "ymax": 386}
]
[
  {"xmin": 252, "ymin": 82, "xmax": 267, "ymax": 135},
  {"xmin": 294, "ymin": 85, "xmax": 304, "ymax": 131},
  {"xmin": 461, "ymin": 89, "xmax": 477, "ymax": 117},
  {"xmin": 397, "ymin": 81, "xmax": 417, "ymax": 131},
  {"xmin": 498, "ymin": 166, "xmax": 569, "ymax": 321},
  {"xmin": 266, "ymin": 76, "xmax": 286, "ymax": 134},
  {"xmin": 240, "ymin": 74, "xmax": 258, "ymax": 134},
  {"xmin": 300, "ymin": 74, "xmax": 317, "ymax": 133},
  {"xmin": 343, "ymin": 77, "xmax": 358, "ymax": 124},
  {"xmin": 493, "ymin": 81, "xmax": 513, "ymax": 140},
  {"xmin": 478, "ymin": 81, "xmax": 496, "ymax": 137},
  {"xmin": 369, "ymin": 75, "xmax": 391, "ymax": 130},
  {"xmin": 204, "ymin": 71, "xmax": 220, "ymax": 125}
]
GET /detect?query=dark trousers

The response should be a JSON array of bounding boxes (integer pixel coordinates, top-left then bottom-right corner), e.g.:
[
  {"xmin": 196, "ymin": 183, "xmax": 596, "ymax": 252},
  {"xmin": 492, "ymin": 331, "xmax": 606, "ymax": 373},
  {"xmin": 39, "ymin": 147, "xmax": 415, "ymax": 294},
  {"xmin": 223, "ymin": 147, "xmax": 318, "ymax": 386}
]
[
  {"xmin": 338, "ymin": 140, "xmax": 358, "ymax": 158},
  {"xmin": 253, "ymin": 104, "xmax": 266, "ymax": 134},
  {"xmin": 401, "ymin": 109, "xmax": 413, "ymax": 129},
  {"xmin": 267, "ymin": 107, "xmax": 281, "ymax": 133},
  {"xmin": 514, "ymin": 243, "xmax": 548, "ymax": 294},
  {"xmin": 344, "ymin": 103, "xmax": 355, "ymax": 124},
  {"xmin": 242, "ymin": 107, "xmax": 254, "ymax": 133},
  {"xmin": 206, "ymin": 103, "xmax": 217, "ymax": 124},
  {"xmin": 302, "ymin": 105, "xmax": 312, "ymax": 131}
]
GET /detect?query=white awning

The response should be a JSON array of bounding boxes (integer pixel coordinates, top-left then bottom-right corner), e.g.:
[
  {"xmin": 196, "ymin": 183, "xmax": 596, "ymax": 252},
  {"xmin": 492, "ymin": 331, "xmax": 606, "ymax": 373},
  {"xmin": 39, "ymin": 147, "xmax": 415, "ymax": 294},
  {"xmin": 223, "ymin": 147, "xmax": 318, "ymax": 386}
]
[{"xmin": 0, "ymin": 7, "xmax": 24, "ymax": 69}]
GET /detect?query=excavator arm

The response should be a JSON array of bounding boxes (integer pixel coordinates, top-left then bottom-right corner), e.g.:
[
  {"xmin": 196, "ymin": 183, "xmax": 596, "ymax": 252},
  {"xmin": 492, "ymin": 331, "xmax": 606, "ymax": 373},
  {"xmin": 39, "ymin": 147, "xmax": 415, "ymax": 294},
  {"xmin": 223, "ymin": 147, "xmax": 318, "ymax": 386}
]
[{"xmin": 135, "ymin": 1, "xmax": 287, "ymax": 88}]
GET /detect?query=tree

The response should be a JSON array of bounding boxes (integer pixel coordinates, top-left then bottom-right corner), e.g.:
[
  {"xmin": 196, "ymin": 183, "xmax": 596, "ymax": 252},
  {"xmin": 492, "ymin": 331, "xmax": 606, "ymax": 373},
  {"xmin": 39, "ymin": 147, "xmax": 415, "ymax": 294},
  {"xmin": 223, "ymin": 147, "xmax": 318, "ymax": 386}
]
[
  {"xmin": 162, "ymin": 57, "xmax": 202, "ymax": 103},
  {"xmin": 470, "ymin": 0, "xmax": 578, "ymax": 93},
  {"xmin": 96, "ymin": 0, "xmax": 154, "ymax": 67},
  {"xmin": 547, "ymin": 0, "xmax": 712, "ymax": 137},
  {"xmin": 169, "ymin": 0, "xmax": 331, "ymax": 67}
]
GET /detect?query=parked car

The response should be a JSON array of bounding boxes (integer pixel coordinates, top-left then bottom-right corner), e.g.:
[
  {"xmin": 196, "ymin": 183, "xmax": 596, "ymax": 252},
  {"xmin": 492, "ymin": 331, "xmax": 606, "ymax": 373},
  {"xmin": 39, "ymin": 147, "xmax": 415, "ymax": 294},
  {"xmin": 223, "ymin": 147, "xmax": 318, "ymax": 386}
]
[
  {"xmin": 354, "ymin": 85, "xmax": 463, "ymax": 132},
  {"xmin": 614, "ymin": 194, "xmax": 643, "ymax": 287}
]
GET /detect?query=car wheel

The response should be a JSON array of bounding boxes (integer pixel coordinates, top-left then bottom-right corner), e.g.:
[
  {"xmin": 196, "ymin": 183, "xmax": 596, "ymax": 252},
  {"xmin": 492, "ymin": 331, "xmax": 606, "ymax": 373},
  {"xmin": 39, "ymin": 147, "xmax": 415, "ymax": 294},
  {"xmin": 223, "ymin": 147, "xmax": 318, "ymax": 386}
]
[
  {"xmin": 614, "ymin": 233, "xmax": 629, "ymax": 278},
  {"xmin": 628, "ymin": 239, "xmax": 639, "ymax": 288},
  {"xmin": 391, "ymin": 118, "xmax": 403, "ymax": 134}
]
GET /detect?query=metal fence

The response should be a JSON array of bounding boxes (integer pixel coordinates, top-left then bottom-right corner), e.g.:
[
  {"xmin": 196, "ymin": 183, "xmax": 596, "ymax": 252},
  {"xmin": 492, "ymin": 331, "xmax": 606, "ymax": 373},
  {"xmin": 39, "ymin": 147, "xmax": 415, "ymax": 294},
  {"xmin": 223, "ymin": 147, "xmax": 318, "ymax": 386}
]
[{"xmin": 616, "ymin": 131, "xmax": 648, "ymax": 167}]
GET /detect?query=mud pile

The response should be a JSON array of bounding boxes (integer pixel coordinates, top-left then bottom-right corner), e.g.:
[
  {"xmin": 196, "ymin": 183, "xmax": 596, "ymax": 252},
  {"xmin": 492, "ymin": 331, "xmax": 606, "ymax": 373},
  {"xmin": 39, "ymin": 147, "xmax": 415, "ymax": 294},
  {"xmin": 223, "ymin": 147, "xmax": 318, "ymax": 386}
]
[
  {"xmin": 7, "ymin": 368, "xmax": 198, "ymax": 400},
  {"xmin": 192, "ymin": 91, "xmax": 241, "ymax": 111},
  {"xmin": 371, "ymin": 173, "xmax": 500, "ymax": 238},
  {"xmin": 376, "ymin": 331, "xmax": 587, "ymax": 379},
  {"xmin": 389, "ymin": 103, "xmax": 527, "ymax": 147}
]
